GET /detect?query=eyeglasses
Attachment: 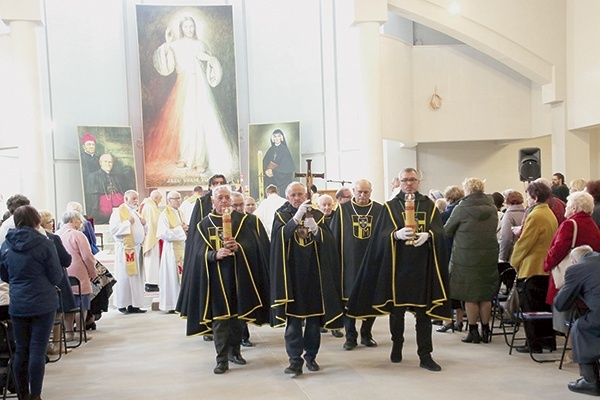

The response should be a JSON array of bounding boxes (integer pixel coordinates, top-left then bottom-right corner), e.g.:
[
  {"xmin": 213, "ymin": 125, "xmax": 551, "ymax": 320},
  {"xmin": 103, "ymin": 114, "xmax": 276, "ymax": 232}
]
[{"xmin": 400, "ymin": 178, "xmax": 419, "ymax": 183}]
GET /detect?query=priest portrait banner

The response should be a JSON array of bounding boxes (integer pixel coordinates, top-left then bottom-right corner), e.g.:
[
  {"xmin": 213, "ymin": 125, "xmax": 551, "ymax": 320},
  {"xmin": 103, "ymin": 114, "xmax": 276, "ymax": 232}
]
[
  {"xmin": 136, "ymin": 5, "xmax": 240, "ymax": 188},
  {"xmin": 77, "ymin": 126, "xmax": 137, "ymax": 225},
  {"xmin": 248, "ymin": 121, "xmax": 301, "ymax": 201}
]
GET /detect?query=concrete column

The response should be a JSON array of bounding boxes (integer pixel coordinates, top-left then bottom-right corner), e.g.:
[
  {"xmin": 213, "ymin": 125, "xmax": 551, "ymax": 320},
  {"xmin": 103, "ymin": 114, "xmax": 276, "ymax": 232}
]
[
  {"xmin": 351, "ymin": 0, "xmax": 387, "ymax": 202},
  {"xmin": 0, "ymin": 0, "xmax": 47, "ymax": 208}
]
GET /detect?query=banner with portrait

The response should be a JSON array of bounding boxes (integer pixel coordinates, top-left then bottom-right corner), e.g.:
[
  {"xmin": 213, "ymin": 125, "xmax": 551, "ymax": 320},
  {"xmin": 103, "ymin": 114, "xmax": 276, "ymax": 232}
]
[
  {"xmin": 136, "ymin": 5, "xmax": 240, "ymax": 188},
  {"xmin": 248, "ymin": 122, "xmax": 301, "ymax": 201},
  {"xmin": 77, "ymin": 126, "xmax": 137, "ymax": 225}
]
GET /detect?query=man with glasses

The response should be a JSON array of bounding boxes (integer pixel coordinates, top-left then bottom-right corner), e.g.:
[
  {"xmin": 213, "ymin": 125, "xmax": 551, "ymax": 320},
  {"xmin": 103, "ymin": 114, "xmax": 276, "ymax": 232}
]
[
  {"xmin": 156, "ymin": 191, "xmax": 187, "ymax": 312},
  {"xmin": 347, "ymin": 168, "xmax": 450, "ymax": 372}
]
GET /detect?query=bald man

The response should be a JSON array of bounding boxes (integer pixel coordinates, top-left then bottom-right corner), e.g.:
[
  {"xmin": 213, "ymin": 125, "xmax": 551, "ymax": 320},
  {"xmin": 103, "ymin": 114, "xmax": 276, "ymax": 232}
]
[{"xmin": 331, "ymin": 179, "xmax": 383, "ymax": 350}]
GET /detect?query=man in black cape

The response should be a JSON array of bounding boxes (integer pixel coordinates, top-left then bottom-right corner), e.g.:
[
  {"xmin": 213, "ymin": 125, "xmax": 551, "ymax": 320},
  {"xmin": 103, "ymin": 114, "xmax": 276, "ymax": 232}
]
[
  {"xmin": 177, "ymin": 173, "xmax": 227, "ymax": 343},
  {"xmin": 330, "ymin": 179, "xmax": 383, "ymax": 350},
  {"xmin": 346, "ymin": 168, "xmax": 450, "ymax": 372},
  {"xmin": 270, "ymin": 182, "xmax": 343, "ymax": 376},
  {"xmin": 175, "ymin": 185, "xmax": 270, "ymax": 374}
]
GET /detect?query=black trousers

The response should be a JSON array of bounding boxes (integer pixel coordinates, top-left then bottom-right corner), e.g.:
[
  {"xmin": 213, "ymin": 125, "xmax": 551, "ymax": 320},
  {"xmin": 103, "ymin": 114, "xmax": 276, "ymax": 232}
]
[
  {"xmin": 389, "ymin": 306, "xmax": 433, "ymax": 359},
  {"xmin": 285, "ymin": 316, "xmax": 321, "ymax": 365},
  {"xmin": 241, "ymin": 321, "xmax": 250, "ymax": 341},
  {"xmin": 212, "ymin": 318, "xmax": 243, "ymax": 363},
  {"xmin": 344, "ymin": 314, "xmax": 376, "ymax": 341}
]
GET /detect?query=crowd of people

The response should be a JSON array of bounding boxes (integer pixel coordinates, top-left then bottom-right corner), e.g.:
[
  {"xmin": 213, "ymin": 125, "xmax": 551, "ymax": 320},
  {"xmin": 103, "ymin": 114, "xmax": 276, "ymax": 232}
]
[{"xmin": 2, "ymin": 170, "xmax": 600, "ymax": 397}]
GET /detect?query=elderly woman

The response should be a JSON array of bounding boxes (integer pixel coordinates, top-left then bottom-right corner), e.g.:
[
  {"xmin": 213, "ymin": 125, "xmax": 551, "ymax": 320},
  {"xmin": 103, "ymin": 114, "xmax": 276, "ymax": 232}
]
[
  {"xmin": 56, "ymin": 210, "xmax": 97, "ymax": 341},
  {"xmin": 444, "ymin": 178, "xmax": 499, "ymax": 344},
  {"xmin": 585, "ymin": 179, "xmax": 600, "ymax": 228},
  {"xmin": 570, "ymin": 178, "xmax": 587, "ymax": 194},
  {"xmin": 0, "ymin": 205, "xmax": 64, "ymax": 400},
  {"xmin": 498, "ymin": 191, "xmax": 526, "ymax": 263},
  {"xmin": 39, "ymin": 210, "xmax": 77, "ymax": 355},
  {"xmin": 510, "ymin": 182, "xmax": 558, "ymax": 353},
  {"xmin": 544, "ymin": 191, "xmax": 600, "ymax": 332},
  {"xmin": 437, "ymin": 185, "xmax": 465, "ymax": 333},
  {"xmin": 65, "ymin": 202, "xmax": 99, "ymax": 255}
]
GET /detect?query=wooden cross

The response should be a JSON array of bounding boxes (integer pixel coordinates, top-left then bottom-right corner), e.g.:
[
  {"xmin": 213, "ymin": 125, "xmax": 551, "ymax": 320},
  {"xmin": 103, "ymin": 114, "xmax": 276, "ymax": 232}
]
[{"xmin": 294, "ymin": 159, "xmax": 325, "ymax": 197}]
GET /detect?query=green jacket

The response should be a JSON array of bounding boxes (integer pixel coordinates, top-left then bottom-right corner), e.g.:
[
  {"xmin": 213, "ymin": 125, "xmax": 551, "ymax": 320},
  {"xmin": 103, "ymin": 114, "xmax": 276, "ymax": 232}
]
[{"xmin": 444, "ymin": 192, "xmax": 499, "ymax": 302}]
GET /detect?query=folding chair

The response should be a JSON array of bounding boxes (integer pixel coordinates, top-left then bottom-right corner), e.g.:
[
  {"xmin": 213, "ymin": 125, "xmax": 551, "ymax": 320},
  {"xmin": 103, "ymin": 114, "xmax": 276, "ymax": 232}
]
[
  {"xmin": 491, "ymin": 264, "xmax": 517, "ymax": 341},
  {"xmin": 66, "ymin": 277, "xmax": 88, "ymax": 349},
  {"xmin": 47, "ymin": 287, "xmax": 68, "ymax": 363},
  {"xmin": 508, "ymin": 275, "xmax": 561, "ymax": 363},
  {"xmin": 0, "ymin": 320, "xmax": 20, "ymax": 399}
]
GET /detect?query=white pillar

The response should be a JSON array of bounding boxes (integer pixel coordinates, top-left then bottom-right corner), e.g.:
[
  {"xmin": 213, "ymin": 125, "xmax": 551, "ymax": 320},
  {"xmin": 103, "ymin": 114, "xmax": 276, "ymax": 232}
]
[
  {"xmin": 351, "ymin": 0, "xmax": 387, "ymax": 202},
  {"xmin": 0, "ymin": 0, "xmax": 47, "ymax": 208}
]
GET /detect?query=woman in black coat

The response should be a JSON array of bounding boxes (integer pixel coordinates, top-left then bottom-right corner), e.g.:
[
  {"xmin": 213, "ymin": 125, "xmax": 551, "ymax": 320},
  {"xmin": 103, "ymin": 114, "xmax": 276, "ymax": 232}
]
[{"xmin": 0, "ymin": 205, "xmax": 64, "ymax": 400}]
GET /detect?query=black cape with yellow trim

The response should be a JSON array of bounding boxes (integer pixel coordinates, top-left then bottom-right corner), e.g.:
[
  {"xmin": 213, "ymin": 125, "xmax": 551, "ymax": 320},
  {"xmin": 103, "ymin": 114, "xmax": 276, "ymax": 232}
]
[
  {"xmin": 269, "ymin": 202, "xmax": 343, "ymax": 329},
  {"xmin": 176, "ymin": 209, "xmax": 270, "ymax": 336},
  {"xmin": 346, "ymin": 191, "xmax": 451, "ymax": 320},
  {"xmin": 330, "ymin": 199, "xmax": 383, "ymax": 301},
  {"xmin": 175, "ymin": 191, "xmax": 217, "ymax": 327}
]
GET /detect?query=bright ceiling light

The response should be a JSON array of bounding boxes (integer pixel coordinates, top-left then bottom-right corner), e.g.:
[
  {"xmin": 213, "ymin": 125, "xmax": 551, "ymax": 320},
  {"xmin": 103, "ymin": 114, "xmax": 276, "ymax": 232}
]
[{"xmin": 448, "ymin": 1, "xmax": 461, "ymax": 14}]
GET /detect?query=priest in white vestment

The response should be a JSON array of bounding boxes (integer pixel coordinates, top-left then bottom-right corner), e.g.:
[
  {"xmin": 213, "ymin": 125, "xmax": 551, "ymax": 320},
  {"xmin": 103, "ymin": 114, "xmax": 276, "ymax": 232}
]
[
  {"xmin": 109, "ymin": 190, "xmax": 148, "ymax": 313},
  {"xmin": 157, "ymin": 191, "xmax": 187, "ymax": 312},
  {"xmin": 141, "ymin": 190, "xmax": 162, "ymax": 291},
  {"xmin": 254, "ymin": 184, "xmax": 286, "ymax": 238}
]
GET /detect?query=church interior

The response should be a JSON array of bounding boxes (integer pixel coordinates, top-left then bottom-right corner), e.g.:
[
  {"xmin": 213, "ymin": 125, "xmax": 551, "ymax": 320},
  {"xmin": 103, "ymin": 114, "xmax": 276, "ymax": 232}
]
[{"xmin": 1, "ymin": 0, "xmax": 599, "ymax": 398}]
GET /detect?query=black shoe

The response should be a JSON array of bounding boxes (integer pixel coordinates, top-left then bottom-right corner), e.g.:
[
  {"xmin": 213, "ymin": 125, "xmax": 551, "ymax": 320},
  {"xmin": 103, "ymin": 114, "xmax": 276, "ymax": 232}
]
[
  {"xmin": 127, "ymin": 306, "xmax": 147, "ymax": 314},
  {"xmin": 145, "ymin": 283, "xmax": 159, "ymax": 292},
  {"xmin": 481, "ymin": 325, "xmax": 491, "ymax": 344},
  {"xmin": 320, "ymin": 328, "xmax": 327, "ymax": 333},
  {"xmin": 203, "ymin": 336, "xmax": 214, "ymax": 342},
  {"xmin": 228, "ymin": 354, "xmax": 247, "ymax": 365},
  {"xmin": 390, "ymin": 343, "xmax": 402, "ymax": 363},
  {"xmin": 420, "ymin": 357, "xmax": 442, "ymax": 372},
  {"xmin": 343, "ymin": 339, "xmax": 358, "ymax": 350},
  {"xmin": 213, "ymin": 362, "xmax": 229, "ymax": 374},
  {"xmin": 515, "ymin": 345, "xmax": 542, "ymax": 354},
  {"xmin": 461, "ymin": 329, "xmax": 481, "ymax": 344},
  {"xmin": 454, "ymin": 321, "xmax": 464, "ymax": 332},
  {"xmin": 284, "ymin": 363, "xmax": 303, "ymax": 376},
  {"xmin": 305, "ymin": 359, "xmax": 320, "ymax": 372},
  {"xmin": 86, "ymin": 322, "xmax": 97, "ymax": 331},
  {"xmin": 360, "ymin": 337, "xmax": 378, "ymax": 347},
  {"xmin": 436, "ymin": 322, "xmax": 455, "ymax": 333},
  {"xmin": 331, "ymin": 330, "xmax": 344, "ymax": 338},
  {"xmin": 241, "ymin": 339, "xmax": 254, "ymax": 347},
  {"xmin": 568, "ymin": 378, "xmax": 600, "ymax": 396},
  {"xmin": 118, "ymin": 307, "xmax": 129, "ymax": 314}
]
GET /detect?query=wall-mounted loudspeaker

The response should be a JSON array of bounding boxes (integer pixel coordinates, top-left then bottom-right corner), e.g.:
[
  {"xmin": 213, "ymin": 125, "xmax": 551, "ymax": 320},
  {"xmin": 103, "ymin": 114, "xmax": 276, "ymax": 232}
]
[{"xmin": 518, "ymin": 147, "xmax": 541, "ymax": 182}]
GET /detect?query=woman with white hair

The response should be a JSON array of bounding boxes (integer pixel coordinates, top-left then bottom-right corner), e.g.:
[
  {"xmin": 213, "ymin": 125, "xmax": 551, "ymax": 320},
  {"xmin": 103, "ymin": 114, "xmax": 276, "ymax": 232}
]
[
  {"xmin": 56, "ymin": 210, "xmax": 98, "ymax": 340},
  {"xmin": 65, "ymin": 202, "xmax": 99, "ymax": 255},
  {"xmin": 544, "ymin": 191, "xmax": 600, "ymax": 333}
]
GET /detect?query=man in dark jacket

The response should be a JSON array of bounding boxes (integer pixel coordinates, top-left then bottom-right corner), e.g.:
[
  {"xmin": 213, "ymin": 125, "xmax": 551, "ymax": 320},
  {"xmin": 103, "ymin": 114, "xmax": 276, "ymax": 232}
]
[{"xmin": 555, "ymin": 246, "xmax": 600, "ymax": 396}]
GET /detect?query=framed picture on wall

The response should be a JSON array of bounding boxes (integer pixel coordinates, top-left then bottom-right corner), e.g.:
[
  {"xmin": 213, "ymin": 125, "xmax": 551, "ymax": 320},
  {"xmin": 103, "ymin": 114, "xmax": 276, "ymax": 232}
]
[
  {"xmin": 77, "ymin": 126, "xmax": 137, "ymax": 225},
  {"xmin": 248, "ymin": 121, "xmax": 301, "ymax": 201},
  {"xmin": 136, "ymin": 4, "xmax": 240, "ymax": 188}
]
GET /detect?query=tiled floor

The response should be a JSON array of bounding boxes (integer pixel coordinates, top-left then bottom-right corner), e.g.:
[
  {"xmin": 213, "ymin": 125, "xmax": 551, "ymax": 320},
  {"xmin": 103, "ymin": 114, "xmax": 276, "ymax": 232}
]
[{"xmin": 42, "ymin": 305, "xmax": 583, "ymax": 400}]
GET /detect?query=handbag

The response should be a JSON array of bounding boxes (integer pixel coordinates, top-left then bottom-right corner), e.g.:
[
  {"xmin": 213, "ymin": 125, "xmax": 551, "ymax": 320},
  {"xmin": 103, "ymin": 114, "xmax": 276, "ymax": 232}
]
[
  {"xmin": 503, "ymin": 275, "xmax": 520, "ymax": 320},
  {"xmin": 551, "ymin": 219, "xmax": 577, "ymax": 290}
]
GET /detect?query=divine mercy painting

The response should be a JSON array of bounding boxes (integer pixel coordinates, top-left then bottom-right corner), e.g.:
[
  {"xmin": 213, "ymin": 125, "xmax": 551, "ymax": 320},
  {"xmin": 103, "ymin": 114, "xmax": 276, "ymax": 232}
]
[{"xmin": 136, "ymin": 5, "xmax": 240, "ymax": 188}]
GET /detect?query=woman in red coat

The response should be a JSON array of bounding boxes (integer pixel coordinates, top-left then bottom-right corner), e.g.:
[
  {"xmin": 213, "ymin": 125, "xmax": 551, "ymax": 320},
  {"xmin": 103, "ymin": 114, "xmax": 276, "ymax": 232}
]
[{"xmin": 544, "ymin": 191, "xmax": 600, "ymax": 332}]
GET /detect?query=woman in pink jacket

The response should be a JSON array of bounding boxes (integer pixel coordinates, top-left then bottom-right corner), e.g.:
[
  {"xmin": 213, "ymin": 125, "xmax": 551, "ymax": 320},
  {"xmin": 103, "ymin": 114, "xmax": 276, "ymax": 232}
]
[{"xmin": 56, "ymin": 210, "xmax": 98, "ymax": 341}]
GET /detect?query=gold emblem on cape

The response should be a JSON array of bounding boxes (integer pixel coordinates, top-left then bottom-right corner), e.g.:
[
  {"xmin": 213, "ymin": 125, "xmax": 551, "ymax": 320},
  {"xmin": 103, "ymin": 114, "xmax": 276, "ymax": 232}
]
[
  {"xmin": 401, "ymin": 211, "xmax": 427, "ymax": 233},
  {"xmin": 352, "ymin": 214, "xmax": 373, "ymax": 239},
  {"xmin": 208, "ymin": 227, "xmax": 224, "ymax": 250},
  {"xmin": 294, "ymin": 222, "xmax": 314, "ymax": 247}
]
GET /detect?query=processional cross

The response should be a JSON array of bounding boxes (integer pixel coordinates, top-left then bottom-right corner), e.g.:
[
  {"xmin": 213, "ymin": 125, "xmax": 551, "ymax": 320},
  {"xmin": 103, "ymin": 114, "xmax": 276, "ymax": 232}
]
[{"xmin": 294, "ymin": 159, "xmax": 325, "ymax": 197}]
